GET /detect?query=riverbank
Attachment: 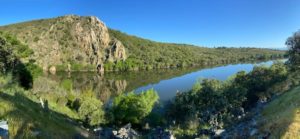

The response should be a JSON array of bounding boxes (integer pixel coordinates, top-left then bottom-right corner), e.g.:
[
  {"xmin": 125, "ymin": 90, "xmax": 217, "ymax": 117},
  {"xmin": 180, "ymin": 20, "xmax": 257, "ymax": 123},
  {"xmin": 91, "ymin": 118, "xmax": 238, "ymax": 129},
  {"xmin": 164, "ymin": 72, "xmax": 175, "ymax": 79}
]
[{"xmin": 221, "ymin": 70, "xmax": 300, "ymax": 138}]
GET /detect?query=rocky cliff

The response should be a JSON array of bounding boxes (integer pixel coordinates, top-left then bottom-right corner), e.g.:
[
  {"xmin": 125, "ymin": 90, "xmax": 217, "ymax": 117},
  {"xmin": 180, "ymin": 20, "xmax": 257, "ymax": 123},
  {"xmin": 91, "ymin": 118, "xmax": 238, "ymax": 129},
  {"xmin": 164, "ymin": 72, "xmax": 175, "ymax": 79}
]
[{"xmin": 0, "ymin": 15, "xmax": 126, "ymax": 72}]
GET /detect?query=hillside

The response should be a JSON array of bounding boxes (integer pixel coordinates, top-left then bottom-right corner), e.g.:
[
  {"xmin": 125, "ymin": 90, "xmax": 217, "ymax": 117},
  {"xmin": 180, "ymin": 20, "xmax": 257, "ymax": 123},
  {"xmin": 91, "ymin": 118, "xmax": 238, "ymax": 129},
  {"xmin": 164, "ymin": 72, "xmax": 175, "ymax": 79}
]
[
  {"xmin": 256, "ymin": 86, "xmax": 300, "ymax": 138},
  {"xmin": 0, "ymin": 15, "xmax": 126, "ymax": 72},
  {"xmin": 109, "ymin": 29, "xmax": 286, "ymax": 69},
  {"xmin": 0, "ymin": 15, "xmax": 286, "ymax": 72}
]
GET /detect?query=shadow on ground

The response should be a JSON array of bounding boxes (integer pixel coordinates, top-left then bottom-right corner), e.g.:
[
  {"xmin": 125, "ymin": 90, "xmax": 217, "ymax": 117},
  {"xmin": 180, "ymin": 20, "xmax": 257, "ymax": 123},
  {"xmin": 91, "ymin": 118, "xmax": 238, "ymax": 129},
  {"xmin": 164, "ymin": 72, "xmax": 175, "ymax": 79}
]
[{"xmin": 0, "ymin": 92, "xmax": 89, "ymax": 138}]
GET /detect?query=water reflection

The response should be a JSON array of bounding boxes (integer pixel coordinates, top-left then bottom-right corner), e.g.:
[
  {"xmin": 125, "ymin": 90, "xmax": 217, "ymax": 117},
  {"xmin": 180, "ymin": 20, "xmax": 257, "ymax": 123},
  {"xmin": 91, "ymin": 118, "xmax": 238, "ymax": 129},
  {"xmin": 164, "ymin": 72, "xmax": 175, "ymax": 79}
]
[{"xmin": 34, "ymin": 59, "xmax": 286, "ymax": 103}]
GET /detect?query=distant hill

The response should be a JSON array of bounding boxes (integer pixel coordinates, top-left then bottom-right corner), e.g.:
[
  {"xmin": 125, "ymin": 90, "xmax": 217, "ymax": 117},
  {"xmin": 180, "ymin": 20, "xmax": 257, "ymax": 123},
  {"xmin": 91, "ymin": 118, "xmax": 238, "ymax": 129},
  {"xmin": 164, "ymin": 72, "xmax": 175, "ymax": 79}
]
[
  {"xmin": 108, "ymin": 29, "xmax": 286, "ymax": 70},
  {"xmin": 0, "ymin": 15, "xmax": 286, "ymax": 72}
]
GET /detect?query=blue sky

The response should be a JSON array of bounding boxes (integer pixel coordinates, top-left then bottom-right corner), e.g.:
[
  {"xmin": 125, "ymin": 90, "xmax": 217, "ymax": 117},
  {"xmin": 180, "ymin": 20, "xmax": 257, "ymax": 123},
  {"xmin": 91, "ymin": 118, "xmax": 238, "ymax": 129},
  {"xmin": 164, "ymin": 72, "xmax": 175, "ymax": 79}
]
[{"xmin": 1, "ymin": 0, "xmax": 300, "ymax": 48}]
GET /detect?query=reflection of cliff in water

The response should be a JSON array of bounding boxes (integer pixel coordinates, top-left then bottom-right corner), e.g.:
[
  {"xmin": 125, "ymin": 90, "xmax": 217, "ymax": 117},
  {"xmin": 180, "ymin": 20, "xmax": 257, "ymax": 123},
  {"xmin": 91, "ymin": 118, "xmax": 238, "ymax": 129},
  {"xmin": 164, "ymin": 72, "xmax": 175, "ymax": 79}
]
[
  {"xmin": 36, "ymin": 60, "xmax": 275, "ymax": 103},
  {"xmin": 37, "ymin": 72, "xmax": 127, "ymax": 103}
]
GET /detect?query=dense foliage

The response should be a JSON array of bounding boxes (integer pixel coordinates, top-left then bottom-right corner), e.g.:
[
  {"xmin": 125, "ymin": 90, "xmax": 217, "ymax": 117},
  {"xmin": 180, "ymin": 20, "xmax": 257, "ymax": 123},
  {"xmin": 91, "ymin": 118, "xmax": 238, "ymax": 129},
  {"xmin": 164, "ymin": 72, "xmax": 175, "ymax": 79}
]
[
  {"xmin": 168, "ymin": 62, "xmax": 288, "ymax": 134},
  {"xmin": 0, "ymin": 31, "xmax": 33, "ymax": 73},
  {"xmin": 78, "ymin": 97, "xmax": 105, "ymax": 126},
  {"xmin": 0, "ymin": 32, "xmax": 42, "ymax": 88},
  {"xmin": 286, "ymin": 30, "xmax": 300, "ymax": 69},
  {"xmin": 108, "ymin": 29, "xmax": 286, "ymax": 71},
  {"xmin": 111, "ymin": 89, "xmax": 159, "ymax": 125}
]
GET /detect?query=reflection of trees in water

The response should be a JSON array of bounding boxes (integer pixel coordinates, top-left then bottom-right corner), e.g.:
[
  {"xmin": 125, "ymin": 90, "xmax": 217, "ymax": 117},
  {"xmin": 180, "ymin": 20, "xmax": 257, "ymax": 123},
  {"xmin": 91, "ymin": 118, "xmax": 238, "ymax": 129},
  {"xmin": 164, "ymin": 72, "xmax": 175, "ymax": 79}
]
[
  {"xmin": 35, "ymin": 73, "xmax": 128, "ymax": 103},
  {"xmin": 103, "ymin": 63, "xmax": 242, "ymax": 92},
  {"xmin": 71, "ymin": 74, "xmax": 128, "ymax": 103},
  {"xmin": 34, "ymin": 60, "xmax": 276, "ymax": 103}
]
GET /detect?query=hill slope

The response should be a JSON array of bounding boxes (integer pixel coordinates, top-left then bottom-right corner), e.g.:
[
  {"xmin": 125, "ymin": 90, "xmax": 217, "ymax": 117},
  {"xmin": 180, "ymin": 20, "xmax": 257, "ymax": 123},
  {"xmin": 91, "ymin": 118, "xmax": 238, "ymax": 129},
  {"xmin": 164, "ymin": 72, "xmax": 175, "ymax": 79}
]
[
  {"xmin": 0, "ymin": 15, "xmax": 126, "ymax": 72},
  {"xmin": 258, "ymin": 86, "xmax": 300, "ymax": 138},
  {"xmin": 109, "ymin": 29, "xmax": 286, "ymax": 69},
  {"xmin": 0, "ymin": 15, "xmax": 286, "ymax": 72}
]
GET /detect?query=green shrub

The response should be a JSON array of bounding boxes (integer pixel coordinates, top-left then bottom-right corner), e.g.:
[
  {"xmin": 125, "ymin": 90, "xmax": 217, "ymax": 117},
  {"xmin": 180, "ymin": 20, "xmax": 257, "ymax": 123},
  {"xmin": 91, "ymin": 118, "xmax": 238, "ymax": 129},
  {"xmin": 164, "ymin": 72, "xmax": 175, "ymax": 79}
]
[
  {"xmin": 61, "ymin": 79, "xmax": 73, "ymax": 92},
  {"xmin": 111, "ymin": 89, "xmax": 159, "ymax": 125},
  {"xmin": 25, "ymin": 60, "xmax": 42, "ymax": 78},
  {"xmin": 168, "ymin": 62, "xmax": 288, "ymax": 131},
  {"xmin": 78, "ymin": 97, "xmax": 105, "ymax": 126}
]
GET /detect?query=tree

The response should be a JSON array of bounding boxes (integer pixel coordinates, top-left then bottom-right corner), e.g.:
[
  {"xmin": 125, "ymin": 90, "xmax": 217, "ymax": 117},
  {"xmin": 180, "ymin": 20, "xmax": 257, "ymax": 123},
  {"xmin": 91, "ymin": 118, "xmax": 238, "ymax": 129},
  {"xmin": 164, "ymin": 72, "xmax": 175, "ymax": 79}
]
[
  {"xmin": 111, "ymin": 89, "xmax": 159, "ymax": 125},
  {"xmin": 0, "ymin": 32, "xmax": 37, "ymax": 89},
  {"xmin": 78, "ymin": 97, "xmax": 105, "ymax": 126},
  {"xmin": 286, "ymin": 30, "xmax": 300, "ymax": 69},
  {"xmin": 0, "ymin": 35, "xmax": 16, "ymax": 73}
]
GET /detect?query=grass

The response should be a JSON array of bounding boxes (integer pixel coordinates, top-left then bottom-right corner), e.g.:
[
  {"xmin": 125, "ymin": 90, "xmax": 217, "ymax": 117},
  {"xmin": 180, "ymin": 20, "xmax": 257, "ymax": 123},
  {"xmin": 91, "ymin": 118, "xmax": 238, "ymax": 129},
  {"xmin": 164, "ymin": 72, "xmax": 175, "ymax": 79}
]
[
  {"xmin": 259, "ymin": 86, "xmax": 300, "ymax": 138},
  {"xmin": 0, "ymin": 87, "xmax": 87, "ymax": 138}
]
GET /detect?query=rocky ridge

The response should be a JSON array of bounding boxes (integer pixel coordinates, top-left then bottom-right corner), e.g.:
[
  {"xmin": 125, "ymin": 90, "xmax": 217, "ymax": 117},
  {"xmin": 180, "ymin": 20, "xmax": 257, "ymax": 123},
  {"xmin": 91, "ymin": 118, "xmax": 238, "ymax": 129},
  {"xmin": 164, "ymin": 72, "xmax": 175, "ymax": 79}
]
[{"xmin": 0, "ymin": 15, "xmax": 126, "ymax": 72}]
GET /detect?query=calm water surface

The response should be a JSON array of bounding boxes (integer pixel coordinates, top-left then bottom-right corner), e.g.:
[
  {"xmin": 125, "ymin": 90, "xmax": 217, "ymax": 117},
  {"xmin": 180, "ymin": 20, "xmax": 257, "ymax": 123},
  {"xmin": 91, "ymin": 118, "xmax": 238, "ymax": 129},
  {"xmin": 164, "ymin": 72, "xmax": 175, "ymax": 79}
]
[{"xmin": 42, "ymin": 59, "xmax": 286, "ymax": 103}]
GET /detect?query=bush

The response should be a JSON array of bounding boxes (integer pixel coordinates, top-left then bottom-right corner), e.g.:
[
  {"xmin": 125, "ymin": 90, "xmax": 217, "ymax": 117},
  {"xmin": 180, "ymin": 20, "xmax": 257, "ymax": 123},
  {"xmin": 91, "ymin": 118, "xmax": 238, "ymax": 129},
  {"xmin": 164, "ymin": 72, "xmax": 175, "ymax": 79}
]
[
  {"xmin": 168, "ymin": 63, "xmax": 288, "ymax": 131},
  {"xmin": 25, "ymin": 60, "xmax": 42, "ymax": 78},
  {"xmin": 111, "ymin": 89, "xmax": 159, "ymax": 125},
  {"xmin": 78, "ymin": 97, "xmax": 105, "ymax": 126}
]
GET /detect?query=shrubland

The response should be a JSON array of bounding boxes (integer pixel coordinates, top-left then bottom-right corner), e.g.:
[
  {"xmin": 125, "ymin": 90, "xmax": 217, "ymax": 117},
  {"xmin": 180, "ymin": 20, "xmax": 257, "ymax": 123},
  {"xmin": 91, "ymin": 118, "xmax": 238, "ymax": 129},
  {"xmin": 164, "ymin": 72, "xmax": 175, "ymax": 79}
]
[
  {"xmin": 108, "ymin": 29, "xmax": 286, "ymax": 71},
  {"xmin": 167, "ymin": 62, "xmax": 289, "ymax": 137}
]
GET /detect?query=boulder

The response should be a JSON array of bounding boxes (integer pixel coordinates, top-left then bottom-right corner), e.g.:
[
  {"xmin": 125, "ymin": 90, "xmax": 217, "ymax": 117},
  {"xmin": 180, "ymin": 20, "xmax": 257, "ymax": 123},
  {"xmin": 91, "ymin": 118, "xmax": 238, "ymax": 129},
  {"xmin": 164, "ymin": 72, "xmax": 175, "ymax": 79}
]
[
  {"xmin": 95, "ymin": 124, "xmax": 139, "ymax": 139},
  {"xmin": 49, "ymin": 66, "xmax": 56, "ymax": 74},
  {"xmin": 214, "ymin": 129, "xmax": 225, "ymax": 136},
  {"xmin": 0, "ymin": 121, "xmax": 8, "ymax": 139},
  {"xmin": 113, "ymin": 123, "xmax": 139, "ymax": 139}
]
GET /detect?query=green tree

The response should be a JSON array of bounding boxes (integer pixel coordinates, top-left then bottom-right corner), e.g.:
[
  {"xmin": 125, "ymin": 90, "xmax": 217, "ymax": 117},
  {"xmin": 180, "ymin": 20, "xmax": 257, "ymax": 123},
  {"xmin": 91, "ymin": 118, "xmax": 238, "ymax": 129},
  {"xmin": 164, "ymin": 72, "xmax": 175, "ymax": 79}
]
[
  {"xmin": 286, "ymin": 30, "xmax": 300, "ymax": 69},
  {"xmin": 111, "ymin": 89, "xmax": 159, "ymax": 125},
  {"xmin": 0, "ymin": 32, "xmax": 39, "ymax": 89},
  {"xmin": 78, "ymin": 97, "xmax": 105, "ymax": 126}
]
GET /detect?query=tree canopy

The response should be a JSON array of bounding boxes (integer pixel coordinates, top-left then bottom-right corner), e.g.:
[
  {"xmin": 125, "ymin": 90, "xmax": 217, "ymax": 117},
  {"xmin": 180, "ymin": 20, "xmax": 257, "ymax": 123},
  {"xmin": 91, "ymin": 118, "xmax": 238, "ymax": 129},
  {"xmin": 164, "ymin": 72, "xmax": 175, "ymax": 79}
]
[
  {"xmin": 111, "ymin": 89, "xmax": 159, "ymax": 125},
  {"xmin": 286, "ymin": 30, "xmax": 300, "ymax": 69}
]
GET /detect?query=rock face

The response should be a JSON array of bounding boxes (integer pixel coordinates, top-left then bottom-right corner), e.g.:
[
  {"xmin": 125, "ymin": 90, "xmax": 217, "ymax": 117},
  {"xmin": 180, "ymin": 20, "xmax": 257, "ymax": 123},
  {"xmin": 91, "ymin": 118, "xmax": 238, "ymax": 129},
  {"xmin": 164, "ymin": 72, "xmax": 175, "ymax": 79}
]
[
  {"xmin": 107, "ymin": 39, "xmax": 127, "ymax": 62},
  {"xmin": 0, "ymin": 15, "xmax": 126, "ymax": 72}
]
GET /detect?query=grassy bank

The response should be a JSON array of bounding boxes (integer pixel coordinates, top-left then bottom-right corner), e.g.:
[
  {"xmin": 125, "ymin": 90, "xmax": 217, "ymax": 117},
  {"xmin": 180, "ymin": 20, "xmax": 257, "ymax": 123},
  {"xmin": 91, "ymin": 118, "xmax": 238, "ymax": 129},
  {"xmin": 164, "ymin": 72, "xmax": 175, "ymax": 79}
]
[
  {"xmin": 259, "ymin": 86, "xmax": 300, "ymax": 138},
  {"xmin": 0, "ymin": 86, "xmax": 88, "ymax": 138}
]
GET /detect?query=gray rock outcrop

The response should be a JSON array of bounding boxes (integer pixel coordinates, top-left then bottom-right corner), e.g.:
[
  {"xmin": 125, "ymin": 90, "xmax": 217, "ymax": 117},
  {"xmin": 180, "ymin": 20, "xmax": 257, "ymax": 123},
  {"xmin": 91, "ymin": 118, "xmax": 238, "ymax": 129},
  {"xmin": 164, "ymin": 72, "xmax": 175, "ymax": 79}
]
[{"xmin": 0, "ymin": 15, "xmax": 127, "ymax": 72}]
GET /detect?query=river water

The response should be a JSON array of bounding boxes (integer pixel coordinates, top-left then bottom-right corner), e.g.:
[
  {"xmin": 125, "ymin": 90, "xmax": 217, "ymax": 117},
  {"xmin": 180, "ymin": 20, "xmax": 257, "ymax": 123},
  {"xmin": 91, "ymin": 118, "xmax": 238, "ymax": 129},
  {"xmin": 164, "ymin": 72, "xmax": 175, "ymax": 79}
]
[{"xmin": 40, "ymin": 59, "xmax": 286, "ymax": 103}]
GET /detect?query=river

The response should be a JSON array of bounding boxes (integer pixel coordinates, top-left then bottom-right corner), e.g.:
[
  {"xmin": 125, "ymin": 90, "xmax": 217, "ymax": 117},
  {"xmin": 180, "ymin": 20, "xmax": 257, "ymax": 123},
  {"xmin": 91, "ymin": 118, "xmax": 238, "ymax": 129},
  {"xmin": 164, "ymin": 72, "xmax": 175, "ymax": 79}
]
[{"xmin": 38, "ymin": 59, "xmax": 286, "ymax": 103}]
